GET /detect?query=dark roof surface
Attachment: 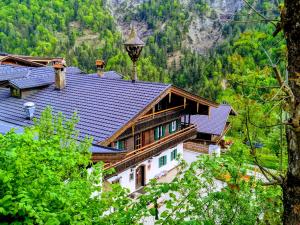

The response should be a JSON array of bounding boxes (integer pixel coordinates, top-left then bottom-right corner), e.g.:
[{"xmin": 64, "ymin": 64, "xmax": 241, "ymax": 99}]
[
  {"xmin": 0, "ymin": 120, "xmax": 23, "ymax": 134},
  {"xmin": 190, "ymin": 104, "xmax": 233, "ymax": 136},
  {"xmin": 0, "ymin": 71, "xmax": 170, "ymax": 144},
  {"xmin": 89, "ymin": 71, "xmax": 123, "ymax": 79},
  {"xmin": 0, "ymin": 120, "xmax": 120, "ymax": 153}
]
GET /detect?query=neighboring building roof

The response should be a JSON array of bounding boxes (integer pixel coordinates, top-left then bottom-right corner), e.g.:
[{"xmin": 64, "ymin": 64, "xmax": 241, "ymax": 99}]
[
  {"xmin": 0, "ymin": 55, "xmax": 46, "ymax": 67},
  {"xmin": 0, "ymin": 72, "xmax": 170, "ymax": 144},
  {"xmin": 190, "ymin": 104, "xmax": 235, "ymax": 136},
  {"xmin": 89, "ymin": 71, "xmax": 123, "ymax": 79}
]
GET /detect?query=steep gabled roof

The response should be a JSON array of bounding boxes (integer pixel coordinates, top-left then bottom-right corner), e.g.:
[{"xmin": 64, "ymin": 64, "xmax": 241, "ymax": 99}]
[
  {"xmin": 0, "ymin": 73, "xmax": 170, "ymax": 144},
  {"xmin": 190, "ymin": 104, "xmax": 235, "ymax": 136}
]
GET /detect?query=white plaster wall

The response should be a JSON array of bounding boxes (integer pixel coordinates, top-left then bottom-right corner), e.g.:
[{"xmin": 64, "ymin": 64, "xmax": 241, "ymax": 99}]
[
  {"xmin": 107, "ymin": 143, "xmax": 183, "ymax": 193},
  {"xmin": 208, "ymin": 144, "xmax": 221, "ymax": 157},
  {"xmin": 183, "ymin": 149, "xmax": 203, "ymax": 165}
]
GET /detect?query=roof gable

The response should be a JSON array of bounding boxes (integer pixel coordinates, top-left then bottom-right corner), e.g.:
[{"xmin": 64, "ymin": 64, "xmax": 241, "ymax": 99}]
[{"xmin": 190, "ymin": 104, "xmax": 234, "ymax": 136}]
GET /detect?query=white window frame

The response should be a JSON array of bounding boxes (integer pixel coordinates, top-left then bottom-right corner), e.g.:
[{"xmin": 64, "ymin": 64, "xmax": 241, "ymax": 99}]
[{"xmin": 171, "ymin": 120, "xmax": 177, "ymax": 132}]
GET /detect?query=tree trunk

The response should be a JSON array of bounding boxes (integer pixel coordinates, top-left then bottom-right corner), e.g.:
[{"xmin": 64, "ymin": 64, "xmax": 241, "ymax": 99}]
[{"xmin": 283, "ymin": 0, "xmax": 300, "ymax": 224}]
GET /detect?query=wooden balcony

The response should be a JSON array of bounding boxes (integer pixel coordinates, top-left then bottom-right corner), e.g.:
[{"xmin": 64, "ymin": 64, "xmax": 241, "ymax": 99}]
[
  {"xmin": 138, "ymin": 105, "xmax": 185, "ymax": 123},
  {"xmin": 104, "ymin": 124, "xmax": 197, "ymax": 176}
]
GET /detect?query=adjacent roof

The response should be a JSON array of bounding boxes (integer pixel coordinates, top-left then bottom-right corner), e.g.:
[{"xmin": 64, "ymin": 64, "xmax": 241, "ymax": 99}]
[
  {"xmin": 0, "ymin": 71, "xmax": 170, "ymax": 144},
  {"xmin": 190, "ymin": 104, "xmax": 235, "ymax": 136},
  {"xmin": 88, "ymin": 71, "xmax": 123, "ymax": 79},
  {"xmin": 0, "ymin": 55, "xmax": 46, "ymax": 67}
]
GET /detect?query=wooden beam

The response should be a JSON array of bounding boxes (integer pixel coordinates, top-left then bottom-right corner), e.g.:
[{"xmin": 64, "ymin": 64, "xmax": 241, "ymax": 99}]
[
  {"xmin": 132, "ymin": 125, "xmax": 135, "ymax": 137},
  {"xmin": 197, "ymin": 102, "xmax": 199, "ymax": 113},
  {"xmin": 169, "ymin": 92, "xmax": 172, "ymax": 103},
  {"xmin": 208, "ymin": 106, "xmax": 211, "ymax": 118},
  {"xmin": 152, "ymin": 107, "xmax": 155, "ymax": 118},
  {"xmin": 184, "ymin": 97, "xmax": 186, "ymax": 109},
  {"xmin": 170, "ymin": 86, "xmax": 218, "ymax": 107}
]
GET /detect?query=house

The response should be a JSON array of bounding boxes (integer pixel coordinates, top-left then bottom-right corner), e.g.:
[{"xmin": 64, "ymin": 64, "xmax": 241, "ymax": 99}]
[
  {"xmin": 0, "ymin": 58, "xmax": 218, "ymax": 193},
  {"xmin": 0, "ymin": 52, "xmax": 60, "ymax": 66},
  {"xmin": 183, "ymin": 104, "xmax": 236, "ymax": 160}
]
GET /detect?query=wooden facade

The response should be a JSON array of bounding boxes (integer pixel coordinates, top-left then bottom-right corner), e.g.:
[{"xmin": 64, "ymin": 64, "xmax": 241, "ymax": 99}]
[{"xmin": 91, "ymin": 84, "xmax": 217, "ymax": 176}]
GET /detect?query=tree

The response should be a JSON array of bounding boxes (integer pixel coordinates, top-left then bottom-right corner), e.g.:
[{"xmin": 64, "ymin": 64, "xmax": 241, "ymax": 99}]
[
  {"xmin": 0, "ymin": 107, "xmax": 138, "ymax": 224},
  {"xmin": 138, "ymin": 156, "xmax": 282, "ymax": 224},
  {"xmin": 280, "ymin": 0, "xmax": 300, "ymax": 223}
]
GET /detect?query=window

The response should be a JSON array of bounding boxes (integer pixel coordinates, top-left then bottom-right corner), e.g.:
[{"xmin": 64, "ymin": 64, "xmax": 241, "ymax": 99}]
[
  {"xmin": 159, "ymin": 155, "xmax": 167, "ymax": 168},
  {"xmin": 154, "ymin": 125, "xmax": 165, "ymax": 140},
  {"xmin": 134, "ymin": 133, "xmax": 142, "ymax": 149},
  {"xmin": 129, "ymin": 172, "xmax": 134, "ymax": 181},
  {"xmin": 115, "ymin": 140, "xmax": 125, "ymax": 150},
  {"xmin": 169, "ymin": 120, "xmax": 177, "ymax": 134},
  {"xmin": 171, "ymin": 149, "xmax": 178, "ymax": 161}
]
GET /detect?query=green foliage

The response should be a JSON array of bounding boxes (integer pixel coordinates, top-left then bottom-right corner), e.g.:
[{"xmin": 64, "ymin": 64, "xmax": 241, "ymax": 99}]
[
  {"xmin": 0, "ymin": 107, "xmax": 142, "ymax": 224},
  {"xmin": 139, "ymin": 156, "xmax": 282, "ymax": 224}
]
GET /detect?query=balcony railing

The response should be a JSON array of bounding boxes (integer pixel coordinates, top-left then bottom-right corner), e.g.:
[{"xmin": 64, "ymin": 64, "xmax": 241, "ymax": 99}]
[
  {"xmin": 104, "ymin": 124, "xmax": 197, "ymax": 175},
  {"xmin": 138, "ymin": 105, "xmax": 185, "ymax": 122}
]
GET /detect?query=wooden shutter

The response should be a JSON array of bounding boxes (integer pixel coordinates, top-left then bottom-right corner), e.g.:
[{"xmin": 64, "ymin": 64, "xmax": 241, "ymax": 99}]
[
  {"xmin": 169, "ymin": 123, "xmax": 172, "ymax": 134},
  {"xmin": 154, "ymin": 127, "xmax": 159, "ymax": 140},
  {"xmin": 162, "ymin": 125, "xmax": 166, "ymax": 137}
]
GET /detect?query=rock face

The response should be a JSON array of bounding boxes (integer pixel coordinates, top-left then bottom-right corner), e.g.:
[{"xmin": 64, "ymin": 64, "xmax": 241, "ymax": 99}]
[{"xmin": 105, "ymin": 0, "xmax": 243, "ymax": 54}]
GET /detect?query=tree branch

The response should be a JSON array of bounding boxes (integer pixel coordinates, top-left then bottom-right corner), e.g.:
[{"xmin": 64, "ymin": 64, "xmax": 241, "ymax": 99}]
[
  {"xmin": 242, "ymin": 0, "xmax": 277, "ymax": 26},
  {"xmin": 245, "ymin": 107, "xmax": 283, "ymax": 184}
]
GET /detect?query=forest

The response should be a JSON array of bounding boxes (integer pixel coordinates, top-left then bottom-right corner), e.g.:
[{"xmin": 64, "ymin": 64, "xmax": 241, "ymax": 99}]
[{"xmin": 0, "ymin": 0, "xmax": 298, "ymax": 223}]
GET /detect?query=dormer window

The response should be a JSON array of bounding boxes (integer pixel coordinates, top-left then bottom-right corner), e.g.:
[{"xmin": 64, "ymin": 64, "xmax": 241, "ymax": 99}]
[
  {"xmin": 10, "ymin": 87, "xmax": 21, "ymax": 98},
  {"xmin": 114, "ymin": 140, "xmax": 125, "ymax": 150}
]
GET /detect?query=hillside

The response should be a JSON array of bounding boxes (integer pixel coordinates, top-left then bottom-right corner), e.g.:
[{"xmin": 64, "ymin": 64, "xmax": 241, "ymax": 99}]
[{"xmin": 0, "ymin": 0, "xmax": 281, "ymax": 99}]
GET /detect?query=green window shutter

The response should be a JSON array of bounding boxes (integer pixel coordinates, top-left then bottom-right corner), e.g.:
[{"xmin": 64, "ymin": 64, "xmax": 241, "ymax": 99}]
[
  {"xmin": 171, "ymin": 149, "xmax": 178, "ymax": 160},
  {"xmin": 169, "ymin": 123, "xmax": 172, "ymax": 134},
  {"xmin": 162, "ymin": 125, "xmax": 166, "ymax": 137},
  {"xmin": 159, "ymin": 156, "xmax": 167, "ymax": 167},
  {"xmin": 154, "ymin": 127, "xmax": 159, "ymax": 140},
  {"xmin": 120, "ymin": 141, "xmax": 124, "ymax": 150}
]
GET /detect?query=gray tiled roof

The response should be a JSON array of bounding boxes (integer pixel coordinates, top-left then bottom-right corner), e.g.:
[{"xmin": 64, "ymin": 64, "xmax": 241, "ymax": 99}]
[
  {"xmin": 190, "ymin": 104, "xmax": 233, "ymax": 136},
  {"xmin": 0, "ymin": 120, "xmax": 23, "ymax": 134},
  {"xmin": 0, "ymin": 65, "xmax": 30, "ymax": 81},
  {"xmin": 0, "ymin": 72, "xmax": 170, "ymax": 144},
  {"xmin": 10, "ymin": 75, "xmax": 53, "ymax": 89},
  {"xmin": 89, "ymin": 71, "xmax": 123, "ymax": 79},
  {"xmin": 5, "ymin": 66, "xmax": 82, "ymax": 89},
  {"xmin": 0, "ymin": 120, "xmax": 119, "ymax": 153}
]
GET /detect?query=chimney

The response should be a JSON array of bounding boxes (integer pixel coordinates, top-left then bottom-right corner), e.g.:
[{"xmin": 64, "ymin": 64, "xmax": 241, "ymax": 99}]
[
  {"xmin": 23, "ymin": 102, "xmax": 35, "ymax": 120},
  {"xmin": 96, "ymin": 60, "xmax": 105, "ymax": 77},
  {"xmin": 52, "ymin": 58, "xmax": 66, "ymax": 90}
]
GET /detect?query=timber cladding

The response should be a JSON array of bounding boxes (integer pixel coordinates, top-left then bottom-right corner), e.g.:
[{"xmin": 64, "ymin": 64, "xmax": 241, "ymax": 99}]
[
  {"xmin": 117, "ymin": 109, "xmax": 184, "ymax": 140},
  {"xmin": 104, "ymin": 125, "xmax": 197, "ymax": 178}
]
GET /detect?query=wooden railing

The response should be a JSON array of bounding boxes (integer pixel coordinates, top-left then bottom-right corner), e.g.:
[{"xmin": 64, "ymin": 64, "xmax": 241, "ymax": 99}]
[
  {"xmin": 104, "ymin": 124, "xmax": 197, "ymax": 174},
  {"xmin": 138, "ymin": 105, "xmax": 185, "ymax": 121}
]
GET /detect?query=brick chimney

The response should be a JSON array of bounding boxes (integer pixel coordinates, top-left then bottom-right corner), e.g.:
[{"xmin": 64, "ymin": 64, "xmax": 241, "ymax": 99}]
[
  {"xmin": 52, "ymin": 58, "xmax": 66, "ymax": 90},
  {"xmin": 96, "ymin": 60, "xmax": 105, "ymax": 77}
]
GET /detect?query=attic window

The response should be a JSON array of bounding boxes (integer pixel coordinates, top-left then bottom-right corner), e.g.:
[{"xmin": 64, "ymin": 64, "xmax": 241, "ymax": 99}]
[{"xmin": 10, "ymin": 87, "xmax": 21, "ymax": 98}]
